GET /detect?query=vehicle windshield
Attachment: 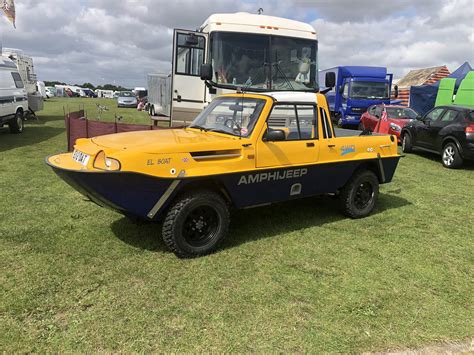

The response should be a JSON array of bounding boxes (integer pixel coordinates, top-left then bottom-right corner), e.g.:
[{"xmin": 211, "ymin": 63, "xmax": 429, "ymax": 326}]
[
  {"xmin": 386, "ymin": 107, "xmax": 418, "ymax": 119},
  {"xmin": 119, "ymin": 92, "xmax": 135, "ymax": 97},
  {"xmin": 211, "ymin": 32, "xmax": 318, "ymax": 92},
  {"xmin": 189, "ymin": 97, "xmax": 266, "ymax": 137},
  {"xmin": 350, "ymin": 81, "xmax": 389, "ymax": 99}
]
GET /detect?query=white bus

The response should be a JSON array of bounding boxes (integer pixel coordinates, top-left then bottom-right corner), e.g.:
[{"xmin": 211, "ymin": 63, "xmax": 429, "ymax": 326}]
[{"xmin": 148, "ymin": 12, "xmax": 318, "ymax": 124}]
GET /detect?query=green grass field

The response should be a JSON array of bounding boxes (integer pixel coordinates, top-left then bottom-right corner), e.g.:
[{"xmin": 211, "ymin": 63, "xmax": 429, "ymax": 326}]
[{"xmin": 0, "ymin": 98, "xmax": 472, "ymax": 352}]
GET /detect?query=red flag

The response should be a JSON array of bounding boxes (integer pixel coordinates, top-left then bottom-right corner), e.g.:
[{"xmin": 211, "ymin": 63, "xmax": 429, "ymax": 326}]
[
  {"xmin": 1, "ymin": 0, "xmax": 16, "ymax": 28},
  {"xmin": 374, "ymin": 106, "xmax": 390, "ymax": 134}
]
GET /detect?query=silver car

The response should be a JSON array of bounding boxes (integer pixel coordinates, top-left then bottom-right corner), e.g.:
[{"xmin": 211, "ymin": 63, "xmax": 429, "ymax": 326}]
[{"xmin": 117, "ymin": 92, "xmax": 138, "ymax": 108}]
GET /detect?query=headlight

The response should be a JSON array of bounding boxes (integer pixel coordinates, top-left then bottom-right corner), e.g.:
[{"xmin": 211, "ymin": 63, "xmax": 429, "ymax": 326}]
[
  {"xmin": 93, "ymin": 151, "xmax": 121, "ymax": 171},
  {"xmin": 390, "ymin": 123, "xmax": 401, "ymax": 132}
]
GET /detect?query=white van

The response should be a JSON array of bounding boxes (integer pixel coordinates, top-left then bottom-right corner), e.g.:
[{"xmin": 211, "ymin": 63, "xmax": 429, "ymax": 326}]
[{"xmin": 0, "ymin": 57, "xmax": 28, "ymax": 133}]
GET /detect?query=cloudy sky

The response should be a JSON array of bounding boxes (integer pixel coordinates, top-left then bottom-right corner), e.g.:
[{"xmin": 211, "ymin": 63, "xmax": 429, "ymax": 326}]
[{"xmin": 1, "ymin": 0, "xmax": 473, "ymax": 87}]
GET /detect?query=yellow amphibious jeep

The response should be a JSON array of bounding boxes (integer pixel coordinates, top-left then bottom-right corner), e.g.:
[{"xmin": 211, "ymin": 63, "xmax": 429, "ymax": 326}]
[{"xmin": 47, "ymin": 92, "xmax": 400, "ymax": 258}]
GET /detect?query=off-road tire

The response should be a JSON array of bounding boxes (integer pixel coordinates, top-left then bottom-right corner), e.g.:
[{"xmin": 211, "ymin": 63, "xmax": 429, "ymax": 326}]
[
  {"xmin": 8, "ymin": 110, "xmax": 24, "ymax": 134},
  {"xmin": 162, "ymin": 190, "xmax": 230, "ymax": 258},
  {"xmin": 442, "ymin": 142, "xmax": 463, "ymax": 169},
  {"xmin": 402, "ymin": 133, "xmax": 413, "ymax": 153},
  {"xmin": 340, "ymin": 170, "xmax": 379, "ymax": 219}
]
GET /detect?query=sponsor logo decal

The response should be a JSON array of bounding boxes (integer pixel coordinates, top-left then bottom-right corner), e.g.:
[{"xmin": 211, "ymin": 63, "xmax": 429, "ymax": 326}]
[
  {"xmin": 147, "ymin": 158, "xmax": 172, "ymax": 166},
  {"xmin": 340, "ymin": 145, "xmax": 355, "ymax": 156},
  {"xmin": 238, "ymin": 168, "xmax": 308, "ymax": 185}
]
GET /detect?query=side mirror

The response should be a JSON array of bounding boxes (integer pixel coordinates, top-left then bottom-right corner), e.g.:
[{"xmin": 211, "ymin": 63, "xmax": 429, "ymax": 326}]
[
  {"xmin": 325, "ymin": 72, "xmax": 336, "ymax": 88},
  {"xmin": 263, "ymin": 129, "xmax": 286, "ymax": 142},
  {"xmin": 200, "ymin": 63, "xmax": 213, "ymax": 81},
  {"xmin": 393, "ymin": 84, "xmax": 399, "ymax": 99}
]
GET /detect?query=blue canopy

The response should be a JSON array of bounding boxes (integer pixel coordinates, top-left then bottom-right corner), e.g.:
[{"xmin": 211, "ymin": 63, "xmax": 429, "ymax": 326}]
[{"xmin": 409, "ymin": 62, "xmax": 473, "ymax": 115}]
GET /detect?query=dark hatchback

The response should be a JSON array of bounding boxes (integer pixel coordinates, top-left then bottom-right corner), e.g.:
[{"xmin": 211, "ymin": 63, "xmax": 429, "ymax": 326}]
[{"xmin": 401, "ymin": 105, "xmax": 474, "ymax": 168}]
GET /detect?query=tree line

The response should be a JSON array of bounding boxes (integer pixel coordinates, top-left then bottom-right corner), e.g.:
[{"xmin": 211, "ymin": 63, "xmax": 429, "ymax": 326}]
[{"xmin": 43, "ymin": 81, "xmax": 131, "ymax": 92}]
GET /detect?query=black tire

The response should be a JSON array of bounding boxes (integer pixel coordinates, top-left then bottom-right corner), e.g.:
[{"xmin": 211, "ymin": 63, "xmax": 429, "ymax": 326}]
[
  {"xmin": 339, "ymin": 170, "xmax": 379, "ymax": 219},
  {"xmin": 402, "ymin": 133, "xmax": 413, "ymax": 153},
  {"xmin": 8, "ymin": 110, "xmax": 24, "ymax": 134},
  {"xmin": 162, "ymin": 190, "xmax": 230, "ymax": 258},
  {"xmin": 150, "ymin": 105, "xmax": 155, "ymax": 117},
  {"xmin": 442, "ymin": 142, "xmax": 463, "ymax": 169}
]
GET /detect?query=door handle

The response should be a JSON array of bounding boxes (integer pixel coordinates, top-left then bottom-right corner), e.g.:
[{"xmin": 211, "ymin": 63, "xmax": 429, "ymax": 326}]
[
  {"xmin": 306, "ymin": 142, "xmax": 315, "ymax": 147},
  {"xmin": 328, "ymin": 144, "xmax": 336, "ymax": 148}
]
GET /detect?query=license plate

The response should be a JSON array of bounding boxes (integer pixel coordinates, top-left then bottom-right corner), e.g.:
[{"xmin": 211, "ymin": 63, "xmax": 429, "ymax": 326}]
[{"xmin": 72, "ymin": 150, "xmax": 90, "ymax": 166}]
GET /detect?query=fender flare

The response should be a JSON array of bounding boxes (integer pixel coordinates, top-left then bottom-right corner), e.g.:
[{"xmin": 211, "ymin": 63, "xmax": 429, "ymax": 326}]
[{"xmin": 441, "ymin": 136, "xmax": 463, "ymax": 156}]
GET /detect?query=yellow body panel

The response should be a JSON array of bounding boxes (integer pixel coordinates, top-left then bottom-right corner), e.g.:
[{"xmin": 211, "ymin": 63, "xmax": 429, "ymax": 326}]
[{"xmin": 48, "ymin": 93, "xmax": 399, "ymax": 178}]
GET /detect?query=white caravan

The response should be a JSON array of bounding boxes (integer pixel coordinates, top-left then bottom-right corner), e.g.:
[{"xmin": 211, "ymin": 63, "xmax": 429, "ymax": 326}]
[
  {"xmin": 0, "ymin": 56, "xmax": 29, "ymax": 133},
  {"xmin": 2, "ymin": 48, "xmax": 43, "ymax": 113},
  {"xmin": 95, "ymin": 89, "xmax": 115, "ymax": 99},
  {"xmin": 147, "ymin": 12, "xmax": 318, "ymax": 124}
]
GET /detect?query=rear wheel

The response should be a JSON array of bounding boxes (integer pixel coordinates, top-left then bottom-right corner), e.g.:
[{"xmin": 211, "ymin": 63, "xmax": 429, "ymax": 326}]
[
  {"xmin": 442, "ymin": 143, "xmax": 463, "ymax": 169},
  {"xmin": 340, "ymin": 170, "xmax": 379, "ymax": 219},
  {"xmin": 150, "ymin": 105, "xmax": 156, "ymax": 116},
  {"xmin": 402, "ymin": 133, "xmax": 413, "ymax": 153},
  {"xmin": 8, "ymin": 110, "xmax": 24, "ymax": 134},
  {"xmin": 162, "ymin": 190, "xmax": 230, "ymax": 258}
]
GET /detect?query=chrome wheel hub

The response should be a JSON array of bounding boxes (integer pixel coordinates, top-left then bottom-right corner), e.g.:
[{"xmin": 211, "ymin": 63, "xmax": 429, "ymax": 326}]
[{"xmin": 443, "ymin": 146, "xmax": 455, "ymax": 166}]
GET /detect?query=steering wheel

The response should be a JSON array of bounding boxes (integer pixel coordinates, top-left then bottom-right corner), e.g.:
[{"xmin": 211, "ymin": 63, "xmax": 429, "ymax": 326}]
[{"xmin": 224, "ymin": 117, "xmax": 243, "ymax": 134}]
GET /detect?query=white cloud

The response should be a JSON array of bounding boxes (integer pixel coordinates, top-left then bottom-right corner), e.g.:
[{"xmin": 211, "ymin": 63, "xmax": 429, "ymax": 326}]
[{"xmin": 0, "ymin": 0, "xmax": 472, "ymax": 87}]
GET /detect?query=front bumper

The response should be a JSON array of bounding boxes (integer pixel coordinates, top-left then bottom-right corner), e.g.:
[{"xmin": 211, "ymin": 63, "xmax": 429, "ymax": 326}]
[
  {"xmin": 118, "ymin": 102, "xmax": 137, "ymax": 108},
  {"xmin": 46, "ymin": 154, "xmax": 177, "ymax": 220}
]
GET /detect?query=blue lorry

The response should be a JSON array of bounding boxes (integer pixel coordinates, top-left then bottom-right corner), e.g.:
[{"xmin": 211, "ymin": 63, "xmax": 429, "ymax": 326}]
[{"xmin": 319, "ymin": 66, "xmax": 397, "ymax": 127}]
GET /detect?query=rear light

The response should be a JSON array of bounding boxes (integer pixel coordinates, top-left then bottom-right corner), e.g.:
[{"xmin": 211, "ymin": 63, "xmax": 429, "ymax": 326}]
[{"xmin": 465, "ymin": 125, "xmax": 474, "ymax": 133}]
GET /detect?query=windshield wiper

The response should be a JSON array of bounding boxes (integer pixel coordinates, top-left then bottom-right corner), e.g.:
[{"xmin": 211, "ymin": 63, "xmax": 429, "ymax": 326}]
[
  {"xmin": 272, "ymin": 61, "xmax": 294, "ymax": 90},
  {"xmin": 209, "ymin": 128, "xmax": 238, "ymax": 136},
  {"xmin": 189, "ymin": 125, "xmax": 209, "ymax": 132}
]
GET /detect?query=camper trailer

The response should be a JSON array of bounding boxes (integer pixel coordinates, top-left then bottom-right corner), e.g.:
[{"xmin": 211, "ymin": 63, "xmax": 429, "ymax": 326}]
[
  {"xmin": 2, "ymin": 48, "xmax": 43, "ymax": 113},
  {"xmin": 0, "ymin": 56, "xmax": 29, "ymax": 133},
  {"xmin": 147, "ymin": 12, "xmax": 318, "ymax": 124}
]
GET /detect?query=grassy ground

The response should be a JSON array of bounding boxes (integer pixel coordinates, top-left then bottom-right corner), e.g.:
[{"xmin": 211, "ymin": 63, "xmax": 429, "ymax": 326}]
[
  {"xmin": 59, "ymin": 97, "xmax": 152, "ymax": 125},
  {"xmin": 0, "ymin": 98, "xmax": 472, "ymax": 352}
]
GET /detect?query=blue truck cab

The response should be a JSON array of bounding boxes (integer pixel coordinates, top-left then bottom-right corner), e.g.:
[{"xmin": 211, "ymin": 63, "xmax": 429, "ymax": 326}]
[{"xmin": 319, "ymin": 66, "xmax": 395, "ymax": 127}]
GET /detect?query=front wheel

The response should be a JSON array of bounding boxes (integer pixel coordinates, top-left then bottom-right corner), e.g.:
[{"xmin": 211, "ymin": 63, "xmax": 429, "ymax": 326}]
[
  {"xmin": 442, "ymin": 143, "xmax": 463, "ymax": 169},
  {"xmin": 162, "ymin": 190, "xmax": 230, "ymax": 258},
  {"xmin": 8, "ymin": 110, "xmax": 24, "ymax": 134},
  {"xmin": 339, "ymin": 170, "xmax": 379, "ymax": 219}
]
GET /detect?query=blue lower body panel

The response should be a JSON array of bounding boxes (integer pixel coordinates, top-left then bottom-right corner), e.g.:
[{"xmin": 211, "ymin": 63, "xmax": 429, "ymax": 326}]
[{"xmin": 49, "ymin": 157, "xmax": 401, "ymax": 221}]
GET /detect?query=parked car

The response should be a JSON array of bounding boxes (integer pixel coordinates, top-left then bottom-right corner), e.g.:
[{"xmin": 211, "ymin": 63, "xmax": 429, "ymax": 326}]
[
  {"xmin": 82, "ymin": 88, "xmax": 97, "ymax": 98},
  {"xmin": 360, "ymin": 105, "xmax": 418, "ymax": 142},
  {"xmin": 0, "ymin": 57, "xmax": 29, "ymax": 133},
  {"xmin": 401, "ymin": 105, "xmax": 474, "ymax": 168},
  {"xmin": 117, "ymin": 91, "xmax": 138, "ymax": 108}
]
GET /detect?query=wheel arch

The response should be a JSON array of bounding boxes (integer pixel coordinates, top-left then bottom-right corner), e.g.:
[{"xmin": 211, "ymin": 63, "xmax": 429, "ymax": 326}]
[
  {"xmin": 441, "ymin": 136, "xmax": 462, "ymax": 154},
  {"xmin": 354, "ymin": 160, "xmax": 385, "ymax": 184},
  {"xmin": 179, "ymin": 178, "xmax": 234, "ymax": 207}
]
